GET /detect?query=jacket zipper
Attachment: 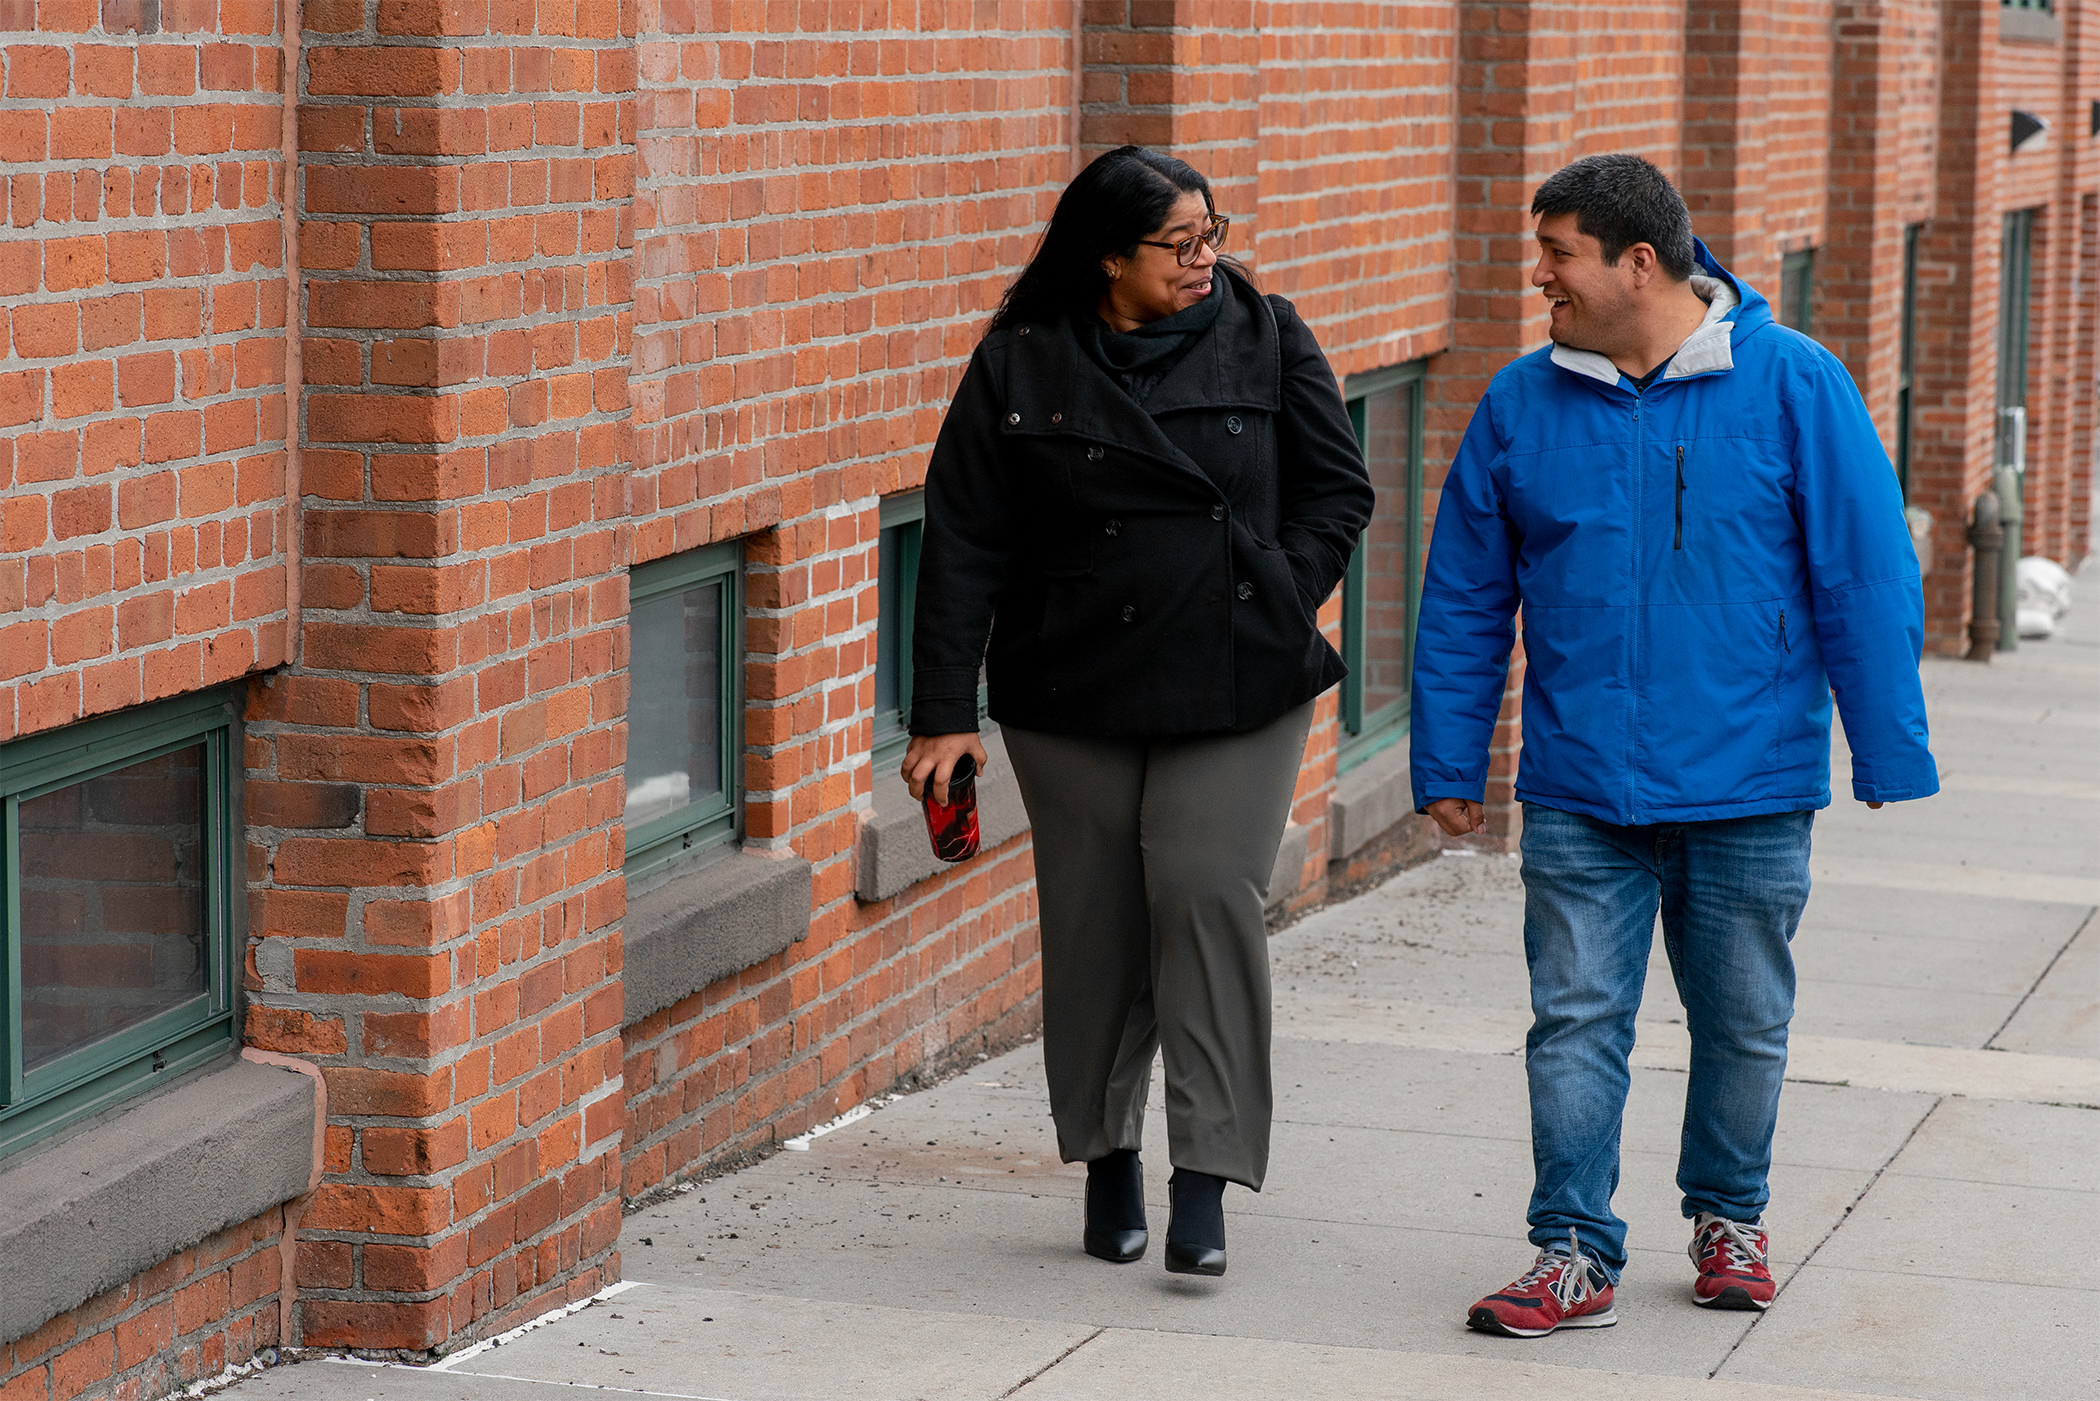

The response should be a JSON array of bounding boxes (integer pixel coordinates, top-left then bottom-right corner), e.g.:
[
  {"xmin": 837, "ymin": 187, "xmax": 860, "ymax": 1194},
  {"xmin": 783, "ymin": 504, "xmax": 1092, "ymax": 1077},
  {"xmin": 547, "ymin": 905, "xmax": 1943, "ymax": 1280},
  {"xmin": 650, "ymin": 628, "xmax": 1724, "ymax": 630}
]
[
  {"xmin": 1627, "ymin": 392, "xmax": 1644, "ymax": 822},
  {"xmin": 1779, "ymin": 607, "xmax": 1790, "ymax": 653},
  {"xmin": 1673, "ymin": 445, "xmax": 1686, "ymax": 550}
]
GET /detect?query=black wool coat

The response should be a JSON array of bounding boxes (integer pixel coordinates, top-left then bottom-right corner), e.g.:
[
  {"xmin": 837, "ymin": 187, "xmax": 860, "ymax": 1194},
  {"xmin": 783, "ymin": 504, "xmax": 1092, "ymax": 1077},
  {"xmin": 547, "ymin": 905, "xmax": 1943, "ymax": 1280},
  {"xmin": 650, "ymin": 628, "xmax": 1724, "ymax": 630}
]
[{"xmin": 910, "ymin": 268, "xmax": 1375, "ymax": 739}]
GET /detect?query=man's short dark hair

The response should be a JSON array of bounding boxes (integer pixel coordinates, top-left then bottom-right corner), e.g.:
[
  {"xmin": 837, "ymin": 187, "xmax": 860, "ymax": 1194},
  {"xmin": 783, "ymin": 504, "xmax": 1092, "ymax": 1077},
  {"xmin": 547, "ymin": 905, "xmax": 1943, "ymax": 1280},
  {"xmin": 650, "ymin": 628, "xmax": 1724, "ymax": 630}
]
[{"xmin": 1531, "ymin": 154, "xmax": 1697, "ymax": 281}]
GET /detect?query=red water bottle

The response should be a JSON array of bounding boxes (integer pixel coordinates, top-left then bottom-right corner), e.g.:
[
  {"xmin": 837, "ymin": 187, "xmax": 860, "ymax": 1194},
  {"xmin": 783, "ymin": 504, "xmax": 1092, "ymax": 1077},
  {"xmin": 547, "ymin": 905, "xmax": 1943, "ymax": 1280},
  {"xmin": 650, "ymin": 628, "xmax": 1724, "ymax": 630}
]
[{"xmin": 923, "ymin": 753, "xmax": 980, "ymax": 863}]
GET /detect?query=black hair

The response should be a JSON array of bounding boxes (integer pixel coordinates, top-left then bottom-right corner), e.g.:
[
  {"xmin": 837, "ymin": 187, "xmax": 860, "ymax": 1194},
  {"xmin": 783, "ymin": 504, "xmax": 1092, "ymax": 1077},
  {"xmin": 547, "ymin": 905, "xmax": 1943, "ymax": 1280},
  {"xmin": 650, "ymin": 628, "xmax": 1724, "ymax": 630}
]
[
  {"xmin": 986, "ymin": 146, "xmax": 1223, "ymax": 334},
  {"xmin": 1530, "ymin": 153, "xmax": 1697, "ymax": 281}
]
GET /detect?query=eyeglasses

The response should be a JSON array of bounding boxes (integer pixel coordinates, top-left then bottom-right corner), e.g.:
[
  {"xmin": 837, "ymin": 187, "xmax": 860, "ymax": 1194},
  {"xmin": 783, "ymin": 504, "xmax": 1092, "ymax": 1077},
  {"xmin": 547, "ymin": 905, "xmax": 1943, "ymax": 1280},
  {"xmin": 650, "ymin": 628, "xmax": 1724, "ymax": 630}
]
[{"xmin": 1135, "ymin": 214, "xmax": 1230, "ymax": 267}]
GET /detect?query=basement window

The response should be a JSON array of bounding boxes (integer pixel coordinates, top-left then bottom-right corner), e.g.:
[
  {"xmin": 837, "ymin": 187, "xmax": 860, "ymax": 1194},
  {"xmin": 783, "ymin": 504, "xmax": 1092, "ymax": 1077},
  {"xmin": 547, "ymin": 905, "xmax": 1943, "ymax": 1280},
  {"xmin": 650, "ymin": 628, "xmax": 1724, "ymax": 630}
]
[
  {"xmin": 0, "ymin": 689, "xmax": 241, "ymax": 1158},
  {"xmin": 1779, "ymin": 249, "xmax": 1816, "ymax": 335},
  {"xmin": 872, "ymin": 489, "xmax": 985, "ymax": 770},
  {"xmin": 1339, "ymin": 361, "xmax": 1426, "ymax": 772},
  {"xmin": 625, "ymin": 542, "xmax": 743, "ymax": 876},
  {"xmin": 873, "ymin": 492, "xmax": 924, "ymax": 770}
]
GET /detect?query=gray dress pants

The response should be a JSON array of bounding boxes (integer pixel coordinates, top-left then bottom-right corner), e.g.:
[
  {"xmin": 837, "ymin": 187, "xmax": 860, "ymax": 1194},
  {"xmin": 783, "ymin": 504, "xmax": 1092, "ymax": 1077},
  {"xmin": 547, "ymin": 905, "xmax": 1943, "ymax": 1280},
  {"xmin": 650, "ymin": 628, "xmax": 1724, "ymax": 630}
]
[{"xmin": 1002, "ymin": 700, "xmax": 1314, "ymax": 1191}]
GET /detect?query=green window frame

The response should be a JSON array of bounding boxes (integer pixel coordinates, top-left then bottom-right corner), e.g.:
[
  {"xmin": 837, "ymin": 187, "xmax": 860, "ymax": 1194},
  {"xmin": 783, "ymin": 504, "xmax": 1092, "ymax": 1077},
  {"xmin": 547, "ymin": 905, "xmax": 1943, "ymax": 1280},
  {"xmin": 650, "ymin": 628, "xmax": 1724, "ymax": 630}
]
[
  {"xmin": 1895, "ymin": 223, "xmax": 1922, "ymax": 499},
  {"xmin": 1998, "ymin": 208, "xmax": 2037, "ymax": 416},
  {"xmin": 625, "ymin": 541, "xmax": 743, "ymax": 877},
  {"xmin": 1779, "ymin": 248, "xmax": 1815, "ymax": 335},
  {"xmin": 872, "ymin": 489, "xmax": 985, "ymax": 769},
  {"xmin": 873, "ymin": 492, "xmax": 925, "ymax": 770},
  {"xmin": 1339, "ymin": 360, "xmax": 1426, "ymax": 772},
  {"xmin": 1, "ymin": 688, "xmax": 241, "ymax": 1159}
]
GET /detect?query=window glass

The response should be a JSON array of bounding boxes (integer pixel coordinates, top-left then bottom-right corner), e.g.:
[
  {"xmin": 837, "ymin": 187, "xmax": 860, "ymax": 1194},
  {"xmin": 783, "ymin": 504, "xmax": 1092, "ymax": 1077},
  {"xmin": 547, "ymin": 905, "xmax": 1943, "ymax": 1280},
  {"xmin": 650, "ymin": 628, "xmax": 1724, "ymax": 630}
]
[
  {"xmin": 1354, "ymin": 386, "xmax": 1415, "ymax": 725},
  {"xmin": 1780, "ymin": 249, "xmax": 1815, "ymax": 335},
  {"xmin": 1340, "ymin": 362, "xmax": 1426, "ymax": 769},
  {"xmin": 2, "ymin": 689, "xmax": 238, "ymax": 1159},
  {"xmin": 19, "ymin": 745, "xmax": 208, "ymax": 1071},
  {"xmin": 625, "ymin": 542, "xmax": 741, "ymax": 875},
  {"xmin": 873, "ymin": 498, "xmax": 922, "ymax": 763},
  {"xmin": 626, "ymin": 579, "xmax": 724, "ymax": 829},
  {"xmin": 1896, "ymin": 223, "xmax": 1921, "ymax": 499}
]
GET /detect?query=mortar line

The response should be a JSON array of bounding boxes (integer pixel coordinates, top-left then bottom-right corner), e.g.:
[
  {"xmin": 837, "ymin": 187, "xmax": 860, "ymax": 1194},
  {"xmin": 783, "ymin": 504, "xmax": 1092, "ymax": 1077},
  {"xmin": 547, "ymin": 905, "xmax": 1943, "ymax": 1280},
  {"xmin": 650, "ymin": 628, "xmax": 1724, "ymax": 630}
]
[
  {"xmin": 1708, "ymin": 1095, "xmax": 1945, "ymax": 1381},
  {"xmin": 1984, "ymin": 905, "xmax": 2095, "ymax": 1050},
  {"xmin": 1001, "ymin": 1326, "xmax": 1108, "ymax": 1399}
]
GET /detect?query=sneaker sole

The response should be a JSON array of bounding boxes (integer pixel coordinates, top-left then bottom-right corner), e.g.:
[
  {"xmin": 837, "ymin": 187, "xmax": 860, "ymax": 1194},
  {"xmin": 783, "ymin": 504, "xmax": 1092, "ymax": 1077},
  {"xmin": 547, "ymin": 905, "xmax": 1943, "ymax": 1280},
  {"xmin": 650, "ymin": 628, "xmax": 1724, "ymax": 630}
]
[
  {"xmin": 1693, "ymin": 1286, "xmax": 1770, "ymax": 1311},
  {"xmin": 1467, "ymin": 1307, "xmax": 1618, "ymax": 1338}
]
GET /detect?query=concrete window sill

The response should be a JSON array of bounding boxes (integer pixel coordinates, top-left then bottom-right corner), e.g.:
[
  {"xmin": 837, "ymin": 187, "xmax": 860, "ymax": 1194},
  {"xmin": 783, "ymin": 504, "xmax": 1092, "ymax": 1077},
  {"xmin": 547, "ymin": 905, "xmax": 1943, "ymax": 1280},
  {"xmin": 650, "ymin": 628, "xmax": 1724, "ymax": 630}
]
[
  {"xmin": 0, "ymin": 1055, "xmax": 319, "ymax": 1345},
  {"xmin": 857, "ymin": 727, "xmax": 1031, "ymax": 903},
  {"xmin": 1331, "ymin": 735, "xmax": 1416, "ymax": 860},
  {"xmin": 623, "ymin": 849, "xmax": 814, "ymax": 1025},
  {"xmin": 2001, "ymin": 9, "xmax": 2059, "ymax": 43}
]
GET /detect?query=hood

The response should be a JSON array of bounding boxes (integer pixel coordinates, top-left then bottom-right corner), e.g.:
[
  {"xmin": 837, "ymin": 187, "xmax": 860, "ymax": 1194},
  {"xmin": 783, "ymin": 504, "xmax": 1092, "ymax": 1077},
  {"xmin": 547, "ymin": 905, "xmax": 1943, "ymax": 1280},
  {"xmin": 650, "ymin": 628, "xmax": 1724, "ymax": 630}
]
[{"xmin": 1548, "ymin": 239, "xmax": 1774, "ymax": 389}]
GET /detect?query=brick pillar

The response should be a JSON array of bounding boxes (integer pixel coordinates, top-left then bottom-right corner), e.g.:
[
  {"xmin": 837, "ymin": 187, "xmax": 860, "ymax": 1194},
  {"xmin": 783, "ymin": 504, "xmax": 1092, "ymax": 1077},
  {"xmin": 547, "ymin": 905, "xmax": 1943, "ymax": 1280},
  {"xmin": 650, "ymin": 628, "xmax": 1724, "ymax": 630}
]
[
  {"xmin": 242, "ymin": 0, "xmax": 636, "ymax": 1351},
  {"xmin": 1428, "ymin": 1, "xmax": 1591, "ymax": 847},
  {"xmin": 1820, "ymin": 2, "xmax": 1909, "ymax": 452},
  {"xmin": 2035, "ymin": 2, "xmax": 2097, "ymax": 566},
  {"xmin": 1908, "ymin": 2, "xmax": 1999, "ymax": 655},
  {"xmin": 1680, "ymin": 0, "xmax": 1769, "ymax": 284},
  {"xmin": 1079, "ymin": 1, "xmax": 1260, "ymax": 231},
  {"xmin": 2064, "ymin": 192, "xmax": 2097, "ymax": 566}
]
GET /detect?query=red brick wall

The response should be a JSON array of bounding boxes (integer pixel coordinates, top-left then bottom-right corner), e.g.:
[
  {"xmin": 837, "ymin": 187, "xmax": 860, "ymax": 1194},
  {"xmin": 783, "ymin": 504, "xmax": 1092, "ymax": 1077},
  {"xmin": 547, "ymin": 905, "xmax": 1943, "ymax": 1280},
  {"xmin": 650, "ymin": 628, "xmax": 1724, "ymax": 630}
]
[
  {"xmin": 1763, "ymin": 0, "xmax": 1834, "ymax": 259},
  {"xmin": 1, "ymin": 1205, "xmax": 289, "ymax": 1401},
  {"xmin": 614, "ymin": 0, "xmax": 1072, "ymax": 1197},
  {"xmin": 239, "ymin": 0, "xmax": 637, "ymax": 1352},
  {"xmin": 0, "ymin": 0, "xmax": 292, "ymax": 745},
  {"xmin": 1252, "ymin": 2, "xmax": 1458, "ymax": 374},
  {"xmin": 6, "ymin": 4, "xmax": 2100, "ymax": 1389}
]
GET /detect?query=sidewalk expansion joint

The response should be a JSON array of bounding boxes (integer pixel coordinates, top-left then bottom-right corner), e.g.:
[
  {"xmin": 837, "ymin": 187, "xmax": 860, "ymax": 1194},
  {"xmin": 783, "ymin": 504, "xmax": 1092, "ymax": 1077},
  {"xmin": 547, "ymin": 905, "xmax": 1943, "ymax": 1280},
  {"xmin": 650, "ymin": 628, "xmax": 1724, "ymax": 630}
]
[
  {"xmin": 1986, "ymin": 904, "xmax": 2095, "ymax": 1052},
  {"xmin": 1000, "ymin": 1325, "xmax": 1107, "ymax": 1398},
  {"xmin": 1709, "ymin": 1095, "xmax": 1945, "ymax": 1381}
]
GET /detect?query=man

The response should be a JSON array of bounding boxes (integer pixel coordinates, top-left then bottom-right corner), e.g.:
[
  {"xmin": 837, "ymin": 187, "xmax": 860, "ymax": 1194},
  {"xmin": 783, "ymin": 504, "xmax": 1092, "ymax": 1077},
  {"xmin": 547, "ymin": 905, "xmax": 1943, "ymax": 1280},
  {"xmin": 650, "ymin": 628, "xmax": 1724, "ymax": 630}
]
[{"xmin": 1411, "ymin": 154, "xmax": 1937, "ymax": 1337}]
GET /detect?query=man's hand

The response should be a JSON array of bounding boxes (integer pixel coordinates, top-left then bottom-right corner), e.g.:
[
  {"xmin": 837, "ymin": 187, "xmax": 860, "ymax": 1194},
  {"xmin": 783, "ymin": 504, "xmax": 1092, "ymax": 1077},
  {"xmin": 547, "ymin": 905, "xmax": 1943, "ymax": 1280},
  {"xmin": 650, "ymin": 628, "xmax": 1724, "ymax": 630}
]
[
  {"xmin": 903, "ymin": 732, "xmax": 989, "ymax": 807},
  {"xmin": 1866, "ymin": 801, "xmax": 1883, "ymax": 810},
  {"xmin": 1426, "ymin": 797, "xmax": 1487, "ymax": 837}
]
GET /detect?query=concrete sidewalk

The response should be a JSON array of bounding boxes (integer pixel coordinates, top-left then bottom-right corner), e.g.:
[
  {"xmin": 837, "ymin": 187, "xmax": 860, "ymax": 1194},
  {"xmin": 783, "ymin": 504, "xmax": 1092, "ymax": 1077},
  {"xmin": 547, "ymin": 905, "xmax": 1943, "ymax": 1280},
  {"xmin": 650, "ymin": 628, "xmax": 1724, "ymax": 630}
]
[{"xmin": 237, "ymin": 587, "xmax": 2098, "ymax": 1401}]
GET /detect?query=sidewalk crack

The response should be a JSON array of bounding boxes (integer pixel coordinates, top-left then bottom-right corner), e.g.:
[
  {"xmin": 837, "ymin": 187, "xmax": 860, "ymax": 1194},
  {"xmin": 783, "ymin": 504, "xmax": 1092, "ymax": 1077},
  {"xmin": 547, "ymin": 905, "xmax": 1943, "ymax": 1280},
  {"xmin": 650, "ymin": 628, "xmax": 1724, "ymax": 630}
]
[
  {"xmin": 1708, "ymin": 1094, "xmax": 1945, "ymax": 1380},
  {"xmin": 1000, "ymin": 1326, "xmax": 1107, "ymax": 1398},
  {"xmin": 1985, "ymin": 905, "xmax": 2094, "ymax": 1051}
]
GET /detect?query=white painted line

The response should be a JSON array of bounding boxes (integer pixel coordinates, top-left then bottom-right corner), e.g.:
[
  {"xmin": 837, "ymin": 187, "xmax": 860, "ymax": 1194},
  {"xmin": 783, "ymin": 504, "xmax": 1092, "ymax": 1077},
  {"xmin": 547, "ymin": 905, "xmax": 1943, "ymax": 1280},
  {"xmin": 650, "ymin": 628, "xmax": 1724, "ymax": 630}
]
[
  {"xmin": 1277, "ymin": 998, "xmax": 2100, "ymax": 1105},
  {"xmin": 1630, "ymin": 1022, "xmax": 2100, "ymax": 1105},
  {"xmin": 1811, "ymin": 857, "xmax": 2100, "ymax": 908},
  {"xmin": 780, "ymin": 1094, "xmax": 902, "ymax": 1152},
  {"xmin": 448, "ymin": 1372, "xmax": 743, "ymax": 1401},
  {"xmin": 427, "ymin": 1280, "xmax": 649, "ymax": 1373}
]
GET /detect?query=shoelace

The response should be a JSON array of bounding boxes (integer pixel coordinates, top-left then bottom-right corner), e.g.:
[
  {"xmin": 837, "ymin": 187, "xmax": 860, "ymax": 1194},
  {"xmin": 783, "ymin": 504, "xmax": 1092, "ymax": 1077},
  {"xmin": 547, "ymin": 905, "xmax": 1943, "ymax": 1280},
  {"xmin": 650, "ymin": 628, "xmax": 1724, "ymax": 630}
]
[
  {"xmin": 1518, "ymin": 1229, "xmax": 1595, "ymax": 1308},
  {"xmin": 1694, "ymin": 1216, "xmax": 1767, "ymax": 1273}
]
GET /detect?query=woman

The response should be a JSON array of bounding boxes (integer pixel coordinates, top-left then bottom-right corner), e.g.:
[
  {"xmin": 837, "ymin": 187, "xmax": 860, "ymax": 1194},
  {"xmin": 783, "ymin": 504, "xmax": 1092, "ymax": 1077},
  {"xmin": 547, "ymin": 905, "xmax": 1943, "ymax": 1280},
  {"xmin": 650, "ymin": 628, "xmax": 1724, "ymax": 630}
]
[{"xmin": 902, "ymin": 146, "xmax": 1373, "ymax": 1276}]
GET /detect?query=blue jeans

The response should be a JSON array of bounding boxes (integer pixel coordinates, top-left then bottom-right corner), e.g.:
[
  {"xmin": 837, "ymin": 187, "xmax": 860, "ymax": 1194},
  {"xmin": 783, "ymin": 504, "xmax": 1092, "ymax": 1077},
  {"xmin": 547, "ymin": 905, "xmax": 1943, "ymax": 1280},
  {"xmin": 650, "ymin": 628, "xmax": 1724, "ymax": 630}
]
[{"xmin": 1518, "ymin": 802, "xmax": 1813, "ymax": 1278}]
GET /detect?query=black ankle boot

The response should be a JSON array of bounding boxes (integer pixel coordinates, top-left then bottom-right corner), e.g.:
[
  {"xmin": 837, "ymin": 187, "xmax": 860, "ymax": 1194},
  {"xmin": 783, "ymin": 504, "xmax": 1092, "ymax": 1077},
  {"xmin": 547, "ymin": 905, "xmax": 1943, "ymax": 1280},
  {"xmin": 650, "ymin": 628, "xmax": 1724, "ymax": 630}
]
[
  {"xmin": 1165, "ymin": 1169, "xmax": 1227, "ymax": 1276},
  {"xmin": 1083, "ymin": 1149, "xmax": 1148, "ymax": 1263}
]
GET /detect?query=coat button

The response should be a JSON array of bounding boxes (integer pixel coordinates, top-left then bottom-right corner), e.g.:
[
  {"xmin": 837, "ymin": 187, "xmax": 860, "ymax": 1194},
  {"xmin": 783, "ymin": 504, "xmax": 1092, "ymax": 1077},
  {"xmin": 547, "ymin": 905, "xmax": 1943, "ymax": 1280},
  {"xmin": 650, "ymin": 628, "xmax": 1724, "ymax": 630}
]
[
  {"xmin": 1226, "ymin": 415, "xmax": 1243, "ymax": 435},
  {"xmin": 1120, "ymin": 605, "xmax": 1137, "ymax": 622},
  {"xmin": 1236, "ymin": 582, "xmax": 1253, "ymax": 600},
  {"xmin": 1051, "ymin": 412, "xmax": 1063, "ymax": 424},
  {"xmin": 1104, "ymin": 519, "xmax": 1120, "ymax": 537},
  {"xmin": 1018, "ymin": 327, "xmax": 1030, "ymax": 335},
  {"xmin": 1007, "ymin": 412, "xmax": 1021, "ymax": 425},
  {"xmin": 1211, "ymin": 504, "xmax": 1225, "ymax": 521},
  {"xmin": 1086, "ymin": 446, "xmax": 1104, "ymax": 462}
]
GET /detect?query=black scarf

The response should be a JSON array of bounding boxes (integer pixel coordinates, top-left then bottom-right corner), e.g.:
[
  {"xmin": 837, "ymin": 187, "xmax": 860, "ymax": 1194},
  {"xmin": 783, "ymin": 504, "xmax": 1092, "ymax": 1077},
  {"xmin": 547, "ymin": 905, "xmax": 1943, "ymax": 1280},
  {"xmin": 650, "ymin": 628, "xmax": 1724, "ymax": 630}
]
[{"xmin": 1075, "ymin": 275, "xmax": 1226, "ymax": 405}]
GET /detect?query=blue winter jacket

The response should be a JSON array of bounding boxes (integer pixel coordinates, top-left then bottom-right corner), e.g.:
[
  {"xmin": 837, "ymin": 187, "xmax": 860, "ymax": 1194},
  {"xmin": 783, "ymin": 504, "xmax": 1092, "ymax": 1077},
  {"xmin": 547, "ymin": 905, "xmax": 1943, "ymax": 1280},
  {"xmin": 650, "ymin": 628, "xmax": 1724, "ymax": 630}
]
[{"xmin": 1410, "ymin": 243, "xmax": 1938, "ymax": 824}]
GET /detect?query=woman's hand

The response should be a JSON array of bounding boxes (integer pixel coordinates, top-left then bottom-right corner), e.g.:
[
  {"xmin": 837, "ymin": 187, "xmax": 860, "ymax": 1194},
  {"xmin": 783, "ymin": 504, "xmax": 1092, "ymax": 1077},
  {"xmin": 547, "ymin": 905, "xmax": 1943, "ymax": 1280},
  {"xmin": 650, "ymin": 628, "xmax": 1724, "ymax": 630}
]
[{"xmin": 903, "ymin": 732, "xmax": 990, "ymax": 807}]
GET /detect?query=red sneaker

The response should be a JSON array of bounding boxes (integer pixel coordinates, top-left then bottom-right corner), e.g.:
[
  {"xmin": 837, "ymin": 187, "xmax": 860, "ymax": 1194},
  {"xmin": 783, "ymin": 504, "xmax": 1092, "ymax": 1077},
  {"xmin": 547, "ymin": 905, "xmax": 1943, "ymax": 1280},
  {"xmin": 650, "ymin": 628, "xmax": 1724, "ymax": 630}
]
[
  {"xmin": 1689, "ymin": 1213, "xmax": 1775, "ymax": 1310},
  {"xmin": 1467, "ymin": 1233, "xmax": 1617, "ymax": 1337}
]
